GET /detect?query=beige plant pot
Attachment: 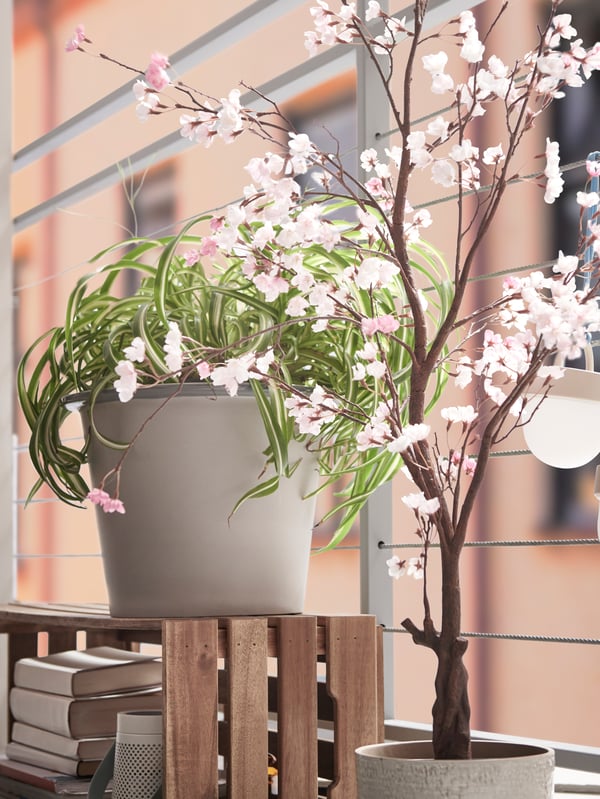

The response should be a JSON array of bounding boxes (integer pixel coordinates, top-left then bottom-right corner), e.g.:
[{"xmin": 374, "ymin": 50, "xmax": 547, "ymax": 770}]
[
  {"xmin": 72, "ymin": 384, "xmax": 319, "ymax": 618},
  {"xmin": 355, "ymin": 740, "xmax": 555, "ymax": 799}
]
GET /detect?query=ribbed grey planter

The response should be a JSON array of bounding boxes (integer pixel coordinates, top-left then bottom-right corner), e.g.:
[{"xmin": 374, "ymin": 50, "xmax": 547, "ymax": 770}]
[
  {"xmin": 71, "ymin": 385, "xmax": 318, "ymax": 618},
  {"xmin": 355, "ymin": 740, "xmax": 555, "ymax": 799}
]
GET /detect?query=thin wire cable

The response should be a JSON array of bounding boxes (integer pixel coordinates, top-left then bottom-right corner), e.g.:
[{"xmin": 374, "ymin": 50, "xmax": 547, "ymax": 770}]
[
  {"xmin": 384, "ymin": 628, "xmax": 600, "ymax": 645},
  {"xmin": 14, "ymin": 553, "xmax": 101, "ymax": 559},
  {"xmin": 378, "ymin": 538, "xmax": 600, "ymax": 549}
]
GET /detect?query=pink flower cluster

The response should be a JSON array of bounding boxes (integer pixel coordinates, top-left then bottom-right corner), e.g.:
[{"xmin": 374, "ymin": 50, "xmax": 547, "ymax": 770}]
[
  {"xmin": 65, "ymin": 24, "xmax": 86, "ymax": 53},
  {"xmin": 284, "ymin": 386, "xmax": 339, "ymax": 436},
  {"xmin": 87, "ymin": 488, "xmax": 125, "ymax": 514},
  {"xmin": 387, "ymin": 555, "xmax": 424, "ymax": 581}
]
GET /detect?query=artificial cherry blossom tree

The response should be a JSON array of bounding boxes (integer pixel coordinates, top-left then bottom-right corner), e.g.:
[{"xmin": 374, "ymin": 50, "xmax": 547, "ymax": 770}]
[{"xmin": 28, "ymin": 0, "xmax": 600, "ymax": 759}]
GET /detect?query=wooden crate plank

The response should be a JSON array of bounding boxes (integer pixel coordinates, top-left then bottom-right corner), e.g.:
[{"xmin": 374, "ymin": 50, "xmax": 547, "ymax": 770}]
[
  {"xmin": 325, "ymin": 616, "xmax": 380, "ymax": 799},
  {"xmin": 226, "ymin": 618, "xmax": 268, "ymax": 798},
  {"xmin": 277, "ymin": 616, "xmax": 318, "ymax": 798},
  {"xmin": 47, "ymin": 630, "xmax": 77, "ymax": 653},
  {"xmin": 163, "ymin": 619, "xmax": 219, "ymax": 799},
  {"xmin": 85, "ymin": 630, "xmax": 133, "ymax": 649},
  {"xmin": 6, "ymin": 632, "xmax": 39, "ymax": 732},
  {"xmin": 376, "ymin": 624, "xmax": 385, "ymax": 743}
]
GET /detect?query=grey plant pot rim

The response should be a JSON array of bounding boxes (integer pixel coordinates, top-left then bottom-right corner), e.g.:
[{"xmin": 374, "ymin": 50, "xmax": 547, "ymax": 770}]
[
  {"xmin": 64, "ymin": 381, "xmax": 309, "ymax": 410},
  {"xmin": 355, "ymin": 740, "xmax": 554, "ymax": 762}
]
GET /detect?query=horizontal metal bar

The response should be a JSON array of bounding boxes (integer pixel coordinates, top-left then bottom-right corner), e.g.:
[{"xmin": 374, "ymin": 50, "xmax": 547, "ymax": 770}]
[
  {"xmin": 13, "ymin": 45, "xmax": 355, "ymax": 234},
  {"xmin": 12, "ymin": 0, "xmax": 309, "ymax": 172},
  {"xmin": 12, "ymin": 0, "xmax": 490, "ymax": 232}
]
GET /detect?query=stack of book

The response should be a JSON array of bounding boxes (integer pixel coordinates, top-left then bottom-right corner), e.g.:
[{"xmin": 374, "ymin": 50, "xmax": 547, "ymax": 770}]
[{"xmin": 5, "ymin": 646, "xmax": 162, "ymax": 779}]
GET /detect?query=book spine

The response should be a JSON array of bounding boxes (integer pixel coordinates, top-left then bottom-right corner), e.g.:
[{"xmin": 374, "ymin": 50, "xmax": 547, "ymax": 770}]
[
  {"xmin": 9, "ymin": 689, "xmax": 72, "ymax": 737},
  {"xmin": 5, "ymin": 742, "xmax": 98, "ymax": 777},
  {"xmin": 13, "ymin": 663, "xmax": 72, "ymax": 697}
]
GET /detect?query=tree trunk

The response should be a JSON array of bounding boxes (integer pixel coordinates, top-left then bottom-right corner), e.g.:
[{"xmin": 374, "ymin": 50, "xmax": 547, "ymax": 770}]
[
  {"xmin": 432, "ymin": 545, "xmax": 471, "ymax": 759},
  {"xmin": 432, "ymin": 635, "xmax": 471, "ymax": 759}
]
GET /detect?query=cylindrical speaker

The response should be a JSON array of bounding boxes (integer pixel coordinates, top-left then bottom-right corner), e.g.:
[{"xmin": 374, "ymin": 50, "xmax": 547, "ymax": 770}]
[{"xmin": 112, "ymin": 710, "xmax": 163, "ymax": 799}]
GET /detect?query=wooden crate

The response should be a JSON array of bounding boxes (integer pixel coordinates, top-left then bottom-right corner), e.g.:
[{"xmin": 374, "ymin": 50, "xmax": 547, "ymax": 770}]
[{"xmin": 0, "ymin": 604, "xmax": 384, "ymax": 799}]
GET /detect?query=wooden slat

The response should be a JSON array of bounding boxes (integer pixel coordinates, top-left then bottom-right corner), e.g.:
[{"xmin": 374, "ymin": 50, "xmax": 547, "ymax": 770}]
[
  {"xmin": 277, "ymin": 615, "xmax": 318, "ymax": 798},
  {"xmin": 325, "ymin": 616, "xmax": 381, "ymax": 799},
  {"xmin": 376, "ymin": 624, "xmax": 385, "ymax": 743},
  {"xmin": 163, "ymin": 619, "xmax": 219, "ymax": 799},
  {"xmin": 226, "ymin": 618, "xmax": 268, "ymax": 798},
  {"xmin": 84, "ymin": 630, "xmax": 139, "ymax": 650},
  {"xmin": 7, "ymin": 632, "xmax": 39, "ymax": 729},
  {"xmin": 46, "ymin": 630, "xmax": 77, "ymax": 653}
]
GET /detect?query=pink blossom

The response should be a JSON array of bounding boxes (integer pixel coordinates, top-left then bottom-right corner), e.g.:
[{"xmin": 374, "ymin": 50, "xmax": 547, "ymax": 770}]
[
  {"xmin": 183, "ymin": 248, "xmax": 200, "ymax": 265},
  {"xmin": 422, "ymin": 51, "xmax": 448, "ymax": 75},
  {"xmin": 426, "ymin": 116, "xmax": 450, "ymax": 142},
  {"xmin": 552, "ymin": 14, "xmax": 577, "ymax": 41},
  {"xmin": 255, "ymin": 349, "xmax": 275, "ymax": 375},
  {"xmin": 144, "ymin": 52, "xmax": 171, "ymax": 92},
  {"xmin": 431, "ymin": 72, "xmax": 455, "ymax": 94},
  {"xmin": 441, "ymin": 405, "xmax": 478, "ymax": 425},
  {"xmin": 352, "ymin": 363, "xmax": 366, "ymax": 381},
  {"xmin": 450, "ymin": 140, "xmax": 479, "ymax": 163},
  {"xmin": 87, "ymin": 487, "xmax": 110, "ymax": 506},
  {"xmin": 387, "ymin": 423, "xmax": 430, "ymax": 454},
  {"xmin": 216, "ymin": 89, "xmax": 244, "ymax": 142},
  {"xmin": 253, "ymin": 272, "xmax": 289, "ymax": 301},
  {"xmin": 123, "ymin": 337, "xmax": 145, "ymax": 364},
  {"xmin": 431, "ymin": 159, "xmax": 457, "ymax": 187},
  {"xmin": 406, "ymin": 558, "xmax": 425, "ymax": 580},
  {"xmin": 361, "ymin": 318, "xmax": 379, "ymax": 337},
  {"xmin": 482, "ymin": 144, "xmax": 505, "ymax": 166},
  {"xmin": 458, "ymin": 11, "xmax": 476, "ymax": 33},
  {"xmin": 211, "ymin": 354, "xmax": 256, "ymax": 397},
  {"xmin": 544, "ymin": 138, "xmax": 564, "ymax": 203},
  {"xmin": 361, "ymin": 314, "xmax": 400, "ymax": 337},
  {"xmin": 87, "ymin": 488, "xmax": 126, "ymax": 514},
  {"xmin": 179, "ymin": 112, "xmax": 215, "ymax": 146},
  {"xmin": 460, "ymin": 29, "xmax": 485, "ymax": 63},
  {"xmin": 401, "ymin": 491, "xmax": 440, "ymax": 517},
  {"xmin": 196, "ymin": 361, "xmax": 212, "ymax": 380},
  {"xmin": 65, "ymin": 24, "xmax": 86, "ymax": 53},
  {"xmin": 103, "ymin": 497, "xmax": 126, "ymax": 514},
  {"xmin": 136, "ymin": 92, "xmax": 160, "ymax": 122},
  {"xmin": 164, "ymin": 321, "xmax": 183, "ymax": 375},
  {"xmin": 387, "ymin": 556, "xmax": 406, "ymax": 579},
  {"xmin": 365, "ymin": 1, "xmax": 382, "ymax": 22},
  {"xmin": 354, "ymin": 257, "xmax": 399, "ymax": 290},
  {"xmin": 114, "ymin": 360, "xmax": 138, "ymax": 403},
  {"xmin": 199, "ymin": 237, "xmax": 218, "ymax": 257},
  {"xmin": 357, "ymin": 421, "xmax": 391, "ymax": 451},
  {"xmin": 288, "ymin": 132, "xmax": 314, "ymax": 159},
  {"xmin": 286, "ymin": 295, "xmax": 309, "ymax": 317},
  {"xmin": 361, "ymin": 360, "xmax": 383, "ymax": 379},
  {"xmin": 503, "ymin": 276, "xmax": 521, "ymax": 292},
  {"xmin": 576, "ymin": 191, "xmax": 599, "ymax": 208},
  {"xmin": 364, "ymin": 177, "xmax": 388, "ymax": 197},
  {"xmin": 285, "ymin": 385, "xmax": 339, "ymax": 436},
  {"xmin": 462, "ymin": 457, "xmax": 477, "ymax": 477}
]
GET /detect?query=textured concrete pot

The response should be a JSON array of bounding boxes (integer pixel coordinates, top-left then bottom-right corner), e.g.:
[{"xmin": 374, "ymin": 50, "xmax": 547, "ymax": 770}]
[
  {"xmin": 355, "ymin": 740, "xmax": 555, "ymax": 799},
  {"xmin": 70, "ymin": 384, "xmax": 319, "ymax": 618}
]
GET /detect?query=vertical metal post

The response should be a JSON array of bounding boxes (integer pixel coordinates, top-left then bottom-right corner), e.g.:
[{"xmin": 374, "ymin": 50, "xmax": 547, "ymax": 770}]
[
  {"xmin": 356, "ymin": 0, "xmax": 396, "ymax": 720},
  {"xmin": 0, "ymin": 0, "xmax": 14, "ymax": 750}
]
